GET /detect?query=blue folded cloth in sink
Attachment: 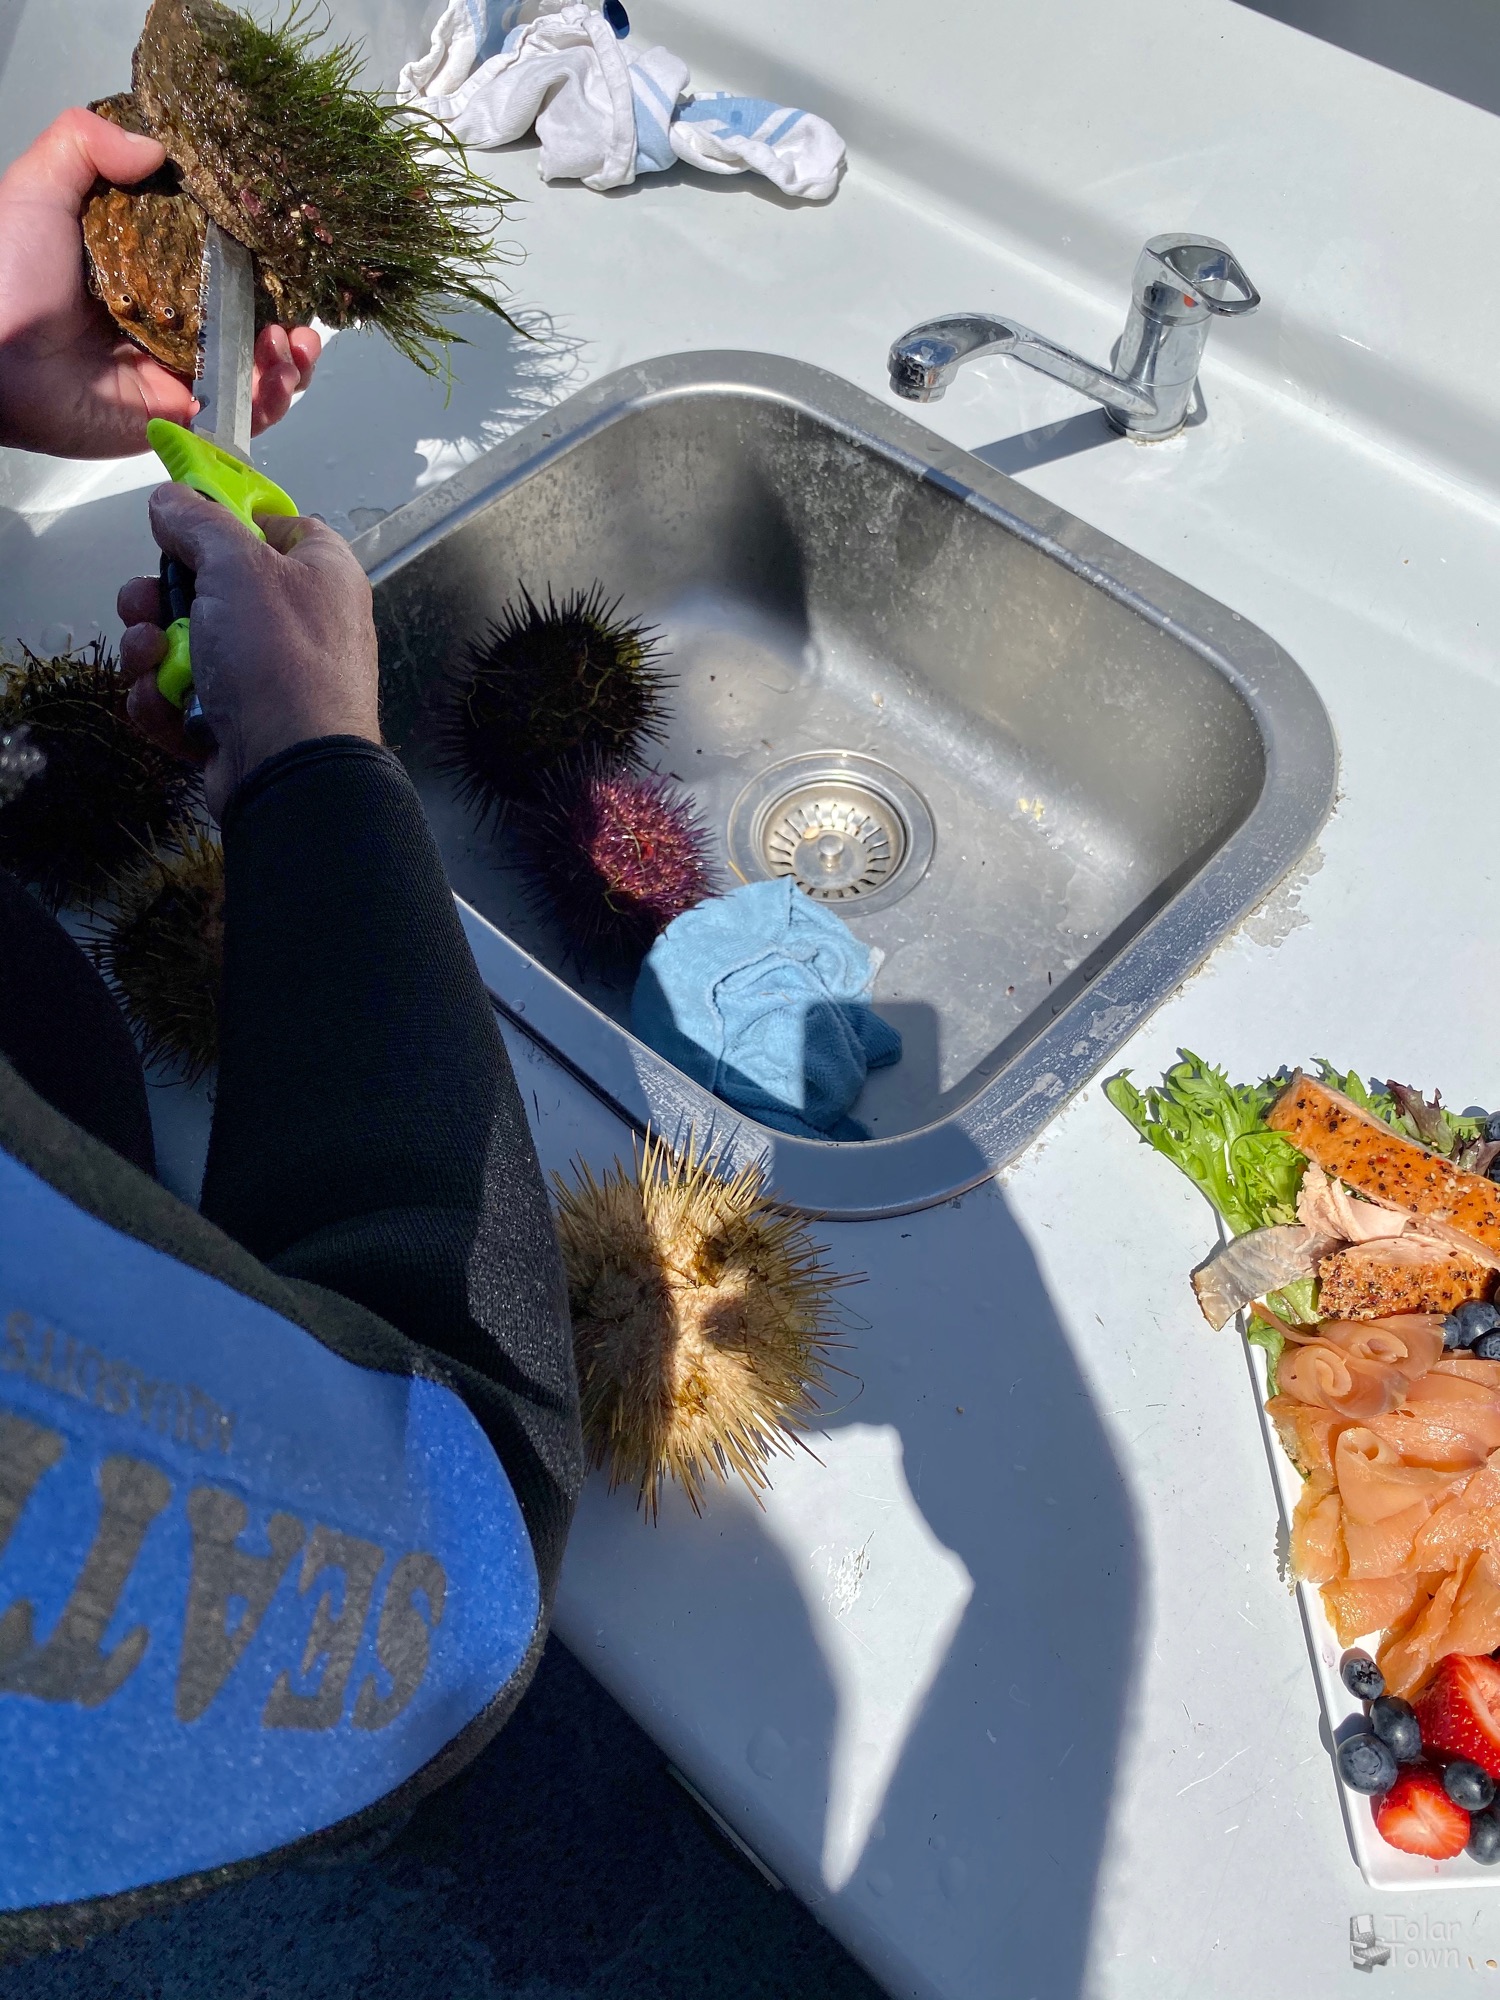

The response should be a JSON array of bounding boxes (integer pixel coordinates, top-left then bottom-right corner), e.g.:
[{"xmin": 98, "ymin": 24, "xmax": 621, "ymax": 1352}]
[{"xmin": 631, "ymin": 878, "xmax": 902, "ymax": 1140}]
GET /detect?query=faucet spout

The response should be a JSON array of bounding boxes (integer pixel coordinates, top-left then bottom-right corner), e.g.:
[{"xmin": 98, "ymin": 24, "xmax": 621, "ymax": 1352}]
[
  {"xmin": 888, "ymin": 313, "xmax": 1157, "ymax": 422},
  {"xmin": 887, "ymin": 236, "xmax": 1259, "ymax": 445}
]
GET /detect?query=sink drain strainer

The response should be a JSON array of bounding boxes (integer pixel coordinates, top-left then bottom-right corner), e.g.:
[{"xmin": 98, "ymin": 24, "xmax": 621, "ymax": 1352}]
[{"xmin": 727, "ymin": 752, "xmax": 934, "ymax": 913}]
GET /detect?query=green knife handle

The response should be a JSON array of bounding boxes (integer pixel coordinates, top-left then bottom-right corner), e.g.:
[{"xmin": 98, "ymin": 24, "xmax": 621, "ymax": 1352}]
[
  {"xmin": 157, "ymin": 551, "xmax": 196, "ymax": 707},
  {"xmin": 146, "ymin": 418, "xmax": 298, "ymax": 711}
]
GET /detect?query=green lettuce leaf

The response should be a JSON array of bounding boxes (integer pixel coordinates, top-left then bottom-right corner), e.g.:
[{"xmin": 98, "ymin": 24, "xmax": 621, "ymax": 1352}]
[
  {"xmin": 1265, "ymin": 1275, "xmax": 1319, "ymax": 1325},
  {"xmin": 1311, "ymin": 1063, "xmax": 1395, "ymax": 1122},
  {"xmin": 1245, "ymin": 1319, "xmax": 1284, "ymax": 1396},
  {"xmin": 1104, "ymin": 1052, "xmax": 1307, "ymax": 1237}
]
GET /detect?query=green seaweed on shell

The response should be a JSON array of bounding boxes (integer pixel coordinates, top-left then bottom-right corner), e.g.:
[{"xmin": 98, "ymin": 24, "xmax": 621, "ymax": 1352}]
[{"xmin": 133, "ymin": 0, "xmax": 518, "ymax": 373}]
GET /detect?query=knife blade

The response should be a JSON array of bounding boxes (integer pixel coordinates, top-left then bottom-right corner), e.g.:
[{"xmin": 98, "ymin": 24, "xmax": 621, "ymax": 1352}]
[
  {"xmin": 147, "ymin": 223, "xmax": 297, "ymax": 724},
  {"xmin": 194, "ymin": 219, "xmax": 256, "ymax": 460}
]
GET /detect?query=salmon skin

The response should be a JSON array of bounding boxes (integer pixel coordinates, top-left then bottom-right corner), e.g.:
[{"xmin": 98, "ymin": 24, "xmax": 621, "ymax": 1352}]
[{"xmin": 1268, "ymin": 1075, "xmax": 1500, "ymax": 1260}]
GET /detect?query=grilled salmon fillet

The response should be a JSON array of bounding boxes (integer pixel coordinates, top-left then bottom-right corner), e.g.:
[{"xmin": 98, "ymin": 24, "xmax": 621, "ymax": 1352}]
[
  {"xmin": 1268, "ymin": 1075, "xmax": 1500, "ymax": 1260},
  {"xmin": 1318, "ymin": 1239, "xmax": 1495, "ymax": 1319}
]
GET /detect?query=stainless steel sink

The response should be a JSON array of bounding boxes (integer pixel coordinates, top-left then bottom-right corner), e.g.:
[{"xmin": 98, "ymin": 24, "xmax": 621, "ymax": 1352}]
[{"xmin": 358, "ymin": 352, "xmax": 1336, "ymax": 1218}]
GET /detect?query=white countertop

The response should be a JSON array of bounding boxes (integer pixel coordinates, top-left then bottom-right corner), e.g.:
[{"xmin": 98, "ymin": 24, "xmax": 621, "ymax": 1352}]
[{"xmin": 5, "ymin": 1, "xmax": 1500, "ymax": 1993}]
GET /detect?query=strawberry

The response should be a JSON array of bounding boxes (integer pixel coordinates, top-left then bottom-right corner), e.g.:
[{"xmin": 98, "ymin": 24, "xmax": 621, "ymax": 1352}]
[
  {"xmin": 1415, "ymin": 1655, "xmax": 1500, "ymax": 1780},
  {"xmin": 1373, "ymin": 1767, "xmax": 1470, "ymax": 1859}
]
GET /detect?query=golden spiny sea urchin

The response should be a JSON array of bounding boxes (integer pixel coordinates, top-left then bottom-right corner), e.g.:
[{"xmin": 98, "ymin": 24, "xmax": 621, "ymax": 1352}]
[
  {"xmin": 0, "ymin": 641, "xmax": 197, "ymax": 909},
  {"xmin": 555, "ymin": 1136, "xmax": 853, "ymax": 1520},
  {"xmin": 88, "ymin": 823, "xmax": 224, "ymax": 1081},
  {"xmin": 86, "ymin": 0, "xmax": 515, "ymax": 376}
]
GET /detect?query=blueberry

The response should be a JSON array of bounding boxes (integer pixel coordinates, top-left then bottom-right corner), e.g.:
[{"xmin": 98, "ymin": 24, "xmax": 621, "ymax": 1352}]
[
  {"xmin": 1486, "ymin": 1113, "xmax": 1500, "ymax": 1145},
  {"xmin": 1341, "ymin": 1653, "xmax": 1386, "ymax": 1702},
  {"xmin": 1448, "ymin": 1302, "xmax": 1500, "ymax": 1349},
  {"xmin": 1445, "ymin": 1758, "xmax": 1496, "ymax": 1811},
  {"xmin": 1371, "ymin": 1695, "xmax": 1424, "ymax": 1763},
  {"xmin": 1476, "ymin": 1332, "xmax": 1500, "ymax": 1361},
  {"xmin": 1338, "ymin": 1732, "xmax": 1399, "ymax": 1795}
]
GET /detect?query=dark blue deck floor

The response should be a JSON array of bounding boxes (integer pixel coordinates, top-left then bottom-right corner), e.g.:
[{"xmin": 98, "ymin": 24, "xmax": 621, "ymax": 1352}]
[{"xmin": 0, "ymin": 1641, "xmax": 883, "ymax": 2000}]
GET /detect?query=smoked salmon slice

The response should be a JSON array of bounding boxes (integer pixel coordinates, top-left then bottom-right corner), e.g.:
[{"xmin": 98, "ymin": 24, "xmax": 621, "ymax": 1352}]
[
  {"xmin": 1267, "ymin": 1396, "xmax": 1346, "ymax": 1475},
  {"xmin": 1291, "ymin": 1472, "xmax": 1344, "ymax": 1584},
  {"xmin": 1334, "ymin": 1426, "xmax": 1460, "ymax": 1524},
  {"xmin": 1278, "ymin": 1342, "xmax": 1407, "ymax": 1418},
  {"xmin": 1322, "ymin": 1574, "xmax": 1435, "ymax": 1651},
  {"xmin": 1365, "ymin": 1404, "xmax": 1497, "ymax": 1472},
  {"xmin": 1380, "ymin": 1550, "xmax": 1500, "ymax": 1698}
]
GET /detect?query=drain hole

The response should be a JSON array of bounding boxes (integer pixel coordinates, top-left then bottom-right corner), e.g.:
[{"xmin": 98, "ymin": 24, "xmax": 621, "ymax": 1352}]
[
  {"xmin": 765, "ymin": 790, "xmax": 902, "ymax": 900},
  {"xmin": 727, "ymin": 753, "xmax": 934, "ymax": 914}
]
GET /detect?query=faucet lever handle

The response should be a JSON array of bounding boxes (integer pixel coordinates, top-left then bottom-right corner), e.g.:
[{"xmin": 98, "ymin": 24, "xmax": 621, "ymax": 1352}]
[{"xmin": 1137, "ymin": 234, "xmax": 1260, "ymax": 318}]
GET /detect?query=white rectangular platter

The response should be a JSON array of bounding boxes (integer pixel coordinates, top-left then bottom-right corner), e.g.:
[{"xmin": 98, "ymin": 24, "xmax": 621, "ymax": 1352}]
[{"xmin": 1249, "ymin": 1338, "xmax": 1500, "ymax": 1889}]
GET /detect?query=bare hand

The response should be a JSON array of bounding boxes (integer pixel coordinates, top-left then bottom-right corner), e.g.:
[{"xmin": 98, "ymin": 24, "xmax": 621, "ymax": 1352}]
[
  {"xmin": 120, "ymin": 484, "xmax": 380, "ymax": 819},
  {"xmin": 0, "ymin": 109, "xmax": 321, "ymax": 459}
]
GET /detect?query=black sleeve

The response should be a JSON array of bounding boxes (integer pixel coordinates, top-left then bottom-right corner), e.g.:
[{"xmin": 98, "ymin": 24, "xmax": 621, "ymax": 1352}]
[{"xmin": 200, "ymin": 737, "xmax": 582, "ymax": 1599}]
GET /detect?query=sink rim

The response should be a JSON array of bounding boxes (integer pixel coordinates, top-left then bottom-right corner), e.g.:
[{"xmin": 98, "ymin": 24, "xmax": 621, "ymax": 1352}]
[{"xmin": 358, "ymin": 350, "xmax": 1338, "ymax": 1220}]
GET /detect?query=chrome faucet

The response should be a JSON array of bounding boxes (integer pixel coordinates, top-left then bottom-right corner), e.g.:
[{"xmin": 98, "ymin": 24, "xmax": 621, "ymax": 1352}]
[{"xmin": 888, "ymin": 234, "xmax": 1260, "ymax": 443}]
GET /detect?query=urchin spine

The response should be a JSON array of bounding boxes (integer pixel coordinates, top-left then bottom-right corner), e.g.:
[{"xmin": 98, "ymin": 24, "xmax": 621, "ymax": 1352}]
[
  {"xmin": 555, "ymin": 1133, "xmax": 852, "ymax": 1519},
  {"xmin": 438, "ymin": 584, "xmax": 672, "ymax": 824},
  {"xmin": 520, "ymin": 752, "xmax": 715, "ymax": 968}
]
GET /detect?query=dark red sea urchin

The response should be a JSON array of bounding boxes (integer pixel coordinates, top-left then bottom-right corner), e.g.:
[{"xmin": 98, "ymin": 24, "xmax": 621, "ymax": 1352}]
[{"xmin": 521, "ymin": 752, "xmax": 715, "ymax": 971}]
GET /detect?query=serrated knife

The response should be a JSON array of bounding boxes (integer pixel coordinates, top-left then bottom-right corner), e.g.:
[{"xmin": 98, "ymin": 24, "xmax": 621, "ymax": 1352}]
[{"xmin": 148, "ymin": 219, "xmax": 298, "ymax": 742}]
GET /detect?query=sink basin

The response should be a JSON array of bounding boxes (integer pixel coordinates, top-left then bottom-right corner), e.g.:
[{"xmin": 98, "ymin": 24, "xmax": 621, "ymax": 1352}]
[{"xmin": 359, "ymin": 352, "xmax": 1336, "ymax": 1218}]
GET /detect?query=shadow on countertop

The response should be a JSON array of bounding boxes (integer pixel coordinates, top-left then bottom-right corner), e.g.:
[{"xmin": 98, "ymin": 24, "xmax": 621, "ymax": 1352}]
[
  {"xmin": 0, "ymin": 1640, "xmax": 882, "ymax": 2000},
  {"xmin": 1230, "ymin": 0, "xmax": 1500, "ymax": 119}
]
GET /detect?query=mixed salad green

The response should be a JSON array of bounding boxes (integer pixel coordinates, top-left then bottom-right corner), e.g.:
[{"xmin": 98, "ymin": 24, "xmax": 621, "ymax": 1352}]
[{"xmin": 1105, "ymin": 1053, "xmax": 1489, "ymax": 1388}]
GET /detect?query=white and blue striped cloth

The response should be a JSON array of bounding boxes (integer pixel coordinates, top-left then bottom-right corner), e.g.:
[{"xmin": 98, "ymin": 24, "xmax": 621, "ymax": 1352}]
[{"xmin": 398, "ymin": 0, "xmax": 845, "ymax": 200}]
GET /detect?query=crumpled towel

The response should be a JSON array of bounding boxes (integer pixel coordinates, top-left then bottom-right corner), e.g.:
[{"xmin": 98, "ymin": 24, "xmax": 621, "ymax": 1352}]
[
  {"xmin": 399, "ymin": 0, "xmax": 845, "ymax": 199},
  {"xmin": 631, "ymin": 879, "xmax": 902, "ymax": 1141}
]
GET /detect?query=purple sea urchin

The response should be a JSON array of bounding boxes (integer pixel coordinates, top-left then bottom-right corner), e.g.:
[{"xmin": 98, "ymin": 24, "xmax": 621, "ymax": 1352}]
[
  {"xmin": 555, "ymin": 1135, "xmax": 853, "ymax": 1519},
  {"xmin": 519, "ymin": 752, "xmax": 715, "ymax": 970},
  {"xmin": 437, "ymin": 585, "xmax": 672, "ymax": 823},
  {"xmin": 0, "ymin": 641, "xmax": 197, "ymax": 909},
  {"xmin": 88, "ymin": 823, "xmax": 224, "ymax": 1082}
]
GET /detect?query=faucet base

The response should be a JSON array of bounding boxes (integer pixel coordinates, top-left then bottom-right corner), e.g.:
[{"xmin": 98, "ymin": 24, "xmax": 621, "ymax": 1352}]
[{"xmin": 1104, "ymin": 407, "xmax": 1189, "ymax": 444}]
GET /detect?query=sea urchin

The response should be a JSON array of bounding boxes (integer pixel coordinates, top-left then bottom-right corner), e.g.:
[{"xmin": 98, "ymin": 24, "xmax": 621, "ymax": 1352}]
[
  {"xmin": 519, "ymin": 752, "xmax": 715, "ymax": 971},
  {"xmin": 555, "ymin": 1135, "xmax": 853, "ymax": 1519},
  {"xmin": 437, "ymin": 585, "xmax": 672, "ymax": 822},
  {"xmin": 88, "ymin": 823, "xmax": 224, "ymax": 1082},
  {"xmin": 0, "ymin": 640, "xmax": 197, "ymax": 909}
]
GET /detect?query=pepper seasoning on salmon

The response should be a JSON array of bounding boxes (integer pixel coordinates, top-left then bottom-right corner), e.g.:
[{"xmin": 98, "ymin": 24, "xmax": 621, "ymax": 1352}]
[
  {"xmin": 1316, "ymin": 1238, "xmax": 1495, "ymax": 1319},
  {"xmin": 1267, "ymin": 1075, "xmax": 1500, "ymax": 1261}
]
